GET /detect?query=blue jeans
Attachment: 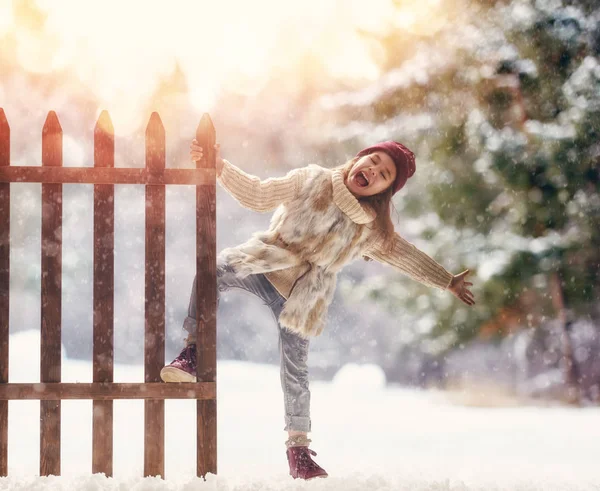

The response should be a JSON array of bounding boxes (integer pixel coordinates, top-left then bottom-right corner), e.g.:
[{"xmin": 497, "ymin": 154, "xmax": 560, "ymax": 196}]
[{"xmin": 182, "ymin": 257, "xmax": 312, "ymax": 432}]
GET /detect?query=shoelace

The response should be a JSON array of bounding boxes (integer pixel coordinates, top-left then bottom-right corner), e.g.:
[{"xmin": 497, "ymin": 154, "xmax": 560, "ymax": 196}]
[
  {"xmin": 176, "ymin": 344, "xmax": 197, "ymax": 365},
  {"xmin": 296, "ymin": 447, "xmax": 320, "ymax": 470}
]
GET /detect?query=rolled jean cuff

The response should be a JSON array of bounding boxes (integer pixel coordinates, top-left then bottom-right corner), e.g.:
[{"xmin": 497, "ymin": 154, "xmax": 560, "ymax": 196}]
[
  {"xmin": 183, "ymin": 316, "xmax": 197, "ymax": 345},
  {"xmin": 284, "ymin": 415, "xmax": 311, "ymax": 433}
]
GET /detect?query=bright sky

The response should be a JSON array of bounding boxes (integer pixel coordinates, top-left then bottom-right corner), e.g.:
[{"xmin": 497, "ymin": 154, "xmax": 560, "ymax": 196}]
[{"xmin": 0, "ymin": 0, "xmax": 447, "ymax": 132}]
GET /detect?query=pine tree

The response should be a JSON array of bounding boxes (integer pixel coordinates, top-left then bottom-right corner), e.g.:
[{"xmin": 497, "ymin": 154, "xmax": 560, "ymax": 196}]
[{"xmin": 319, "ymin": 0, "xmax": 600, "ymax": 385}]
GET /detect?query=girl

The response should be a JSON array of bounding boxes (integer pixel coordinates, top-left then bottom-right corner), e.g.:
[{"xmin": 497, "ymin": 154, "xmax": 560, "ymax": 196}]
[{"xmin": 160, "ymin": 140, "xmax": 475, "ymax": 480}]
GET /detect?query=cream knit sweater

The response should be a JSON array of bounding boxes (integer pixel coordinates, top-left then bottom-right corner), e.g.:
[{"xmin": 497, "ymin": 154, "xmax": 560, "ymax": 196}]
[{"xmin": 216, "ymin": 159, "xmax": 454, "ymax": 299}]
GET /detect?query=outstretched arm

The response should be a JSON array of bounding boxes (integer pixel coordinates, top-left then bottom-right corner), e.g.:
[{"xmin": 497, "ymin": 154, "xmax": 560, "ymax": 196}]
[
  {"xmin": 191, "ymin": 140, "xmax": 305, "ymax": 212},
  {"xmin": 363, "ymin": 232, "xmax": 476, "ymax": 305},
  {"xmin": 218, "ymin": 159, "xmax": 306, "ymax": 212}
]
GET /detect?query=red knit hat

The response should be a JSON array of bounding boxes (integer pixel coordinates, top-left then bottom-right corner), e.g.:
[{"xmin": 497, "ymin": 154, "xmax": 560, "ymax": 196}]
[{"xmin": 355, "ymin": 141, "xmax": 416, "ymax": 194}]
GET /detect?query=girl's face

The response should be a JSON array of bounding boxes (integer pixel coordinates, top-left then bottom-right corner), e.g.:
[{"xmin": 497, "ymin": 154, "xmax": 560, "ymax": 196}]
[{"xmin": 346, "ymin": 151, "xmax": 397, "ymax": 198}]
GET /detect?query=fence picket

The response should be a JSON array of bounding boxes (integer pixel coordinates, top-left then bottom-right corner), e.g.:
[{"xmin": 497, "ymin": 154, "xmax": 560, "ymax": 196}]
[
  {"xmin": 92, "ymin": 110, "xmax": 115, "ymax": 476},
  {"xmin": 0, "ymin": 108, "xmax": 10, "ymax": 477},
  {"xmin": 195, "ymin": 113, "xmax": 217, "ymax": 477},
  {"xmin": 40, "ymin": 111, "xmax": 63, "ymax": 477},
  {"xmin": 144, "ymin": 112, "xmax": 166, "ymax": 478}
]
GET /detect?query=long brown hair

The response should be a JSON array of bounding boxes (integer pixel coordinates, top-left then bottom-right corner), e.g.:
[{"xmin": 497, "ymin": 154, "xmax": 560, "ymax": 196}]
[{"xmin": 332, "ymin": 156, "xmax": 397, "ymax": 258}]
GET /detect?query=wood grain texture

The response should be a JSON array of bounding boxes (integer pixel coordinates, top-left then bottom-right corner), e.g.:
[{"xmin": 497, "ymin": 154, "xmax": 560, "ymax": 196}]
[
  {"xmin": 0, "ymin": 382, "xmax": 216, "ymax": 400},
  {"xmin": 144, "ymin": 399, "xmax": 164, "ymax": 478},
  {"xmin": 0, "ymin": 166, "xmax": 214, "ymax": 185},
  {"xmin": 195, "ymin": 113, "xmax": 217, "ymax": 477},
  {"xmin": 40, "ymin": 111, "xmax": 62, "ymax": 477},
  {"xmin": 92, "ymin": 110, "xmax": 115, "ymax": 476},
  {"xmin": 144, "ymin": 112, "xmax": 166, "ymax": 478},
  {"xmin": 0, "ymin": 108, "xmax": 9, "ymax": 477},
  {"xmin": 0, "ymin": 400, "xmax": 6, "ymax": 477}
]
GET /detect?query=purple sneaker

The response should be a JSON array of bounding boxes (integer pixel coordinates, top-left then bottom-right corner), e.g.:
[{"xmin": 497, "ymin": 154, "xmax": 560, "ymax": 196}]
[
  {"xmin": 160, "ymin": 344, "xmax": 197, "ymax": 382},
  {"xmin": 286, "ymin": 446, "xmax": 328, "ymax": 480}
]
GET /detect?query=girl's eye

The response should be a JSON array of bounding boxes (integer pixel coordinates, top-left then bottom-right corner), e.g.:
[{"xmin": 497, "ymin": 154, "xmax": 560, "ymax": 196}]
[{"xmin": 381, "ymin": 172, "xmax": 385, "ymax": 179}]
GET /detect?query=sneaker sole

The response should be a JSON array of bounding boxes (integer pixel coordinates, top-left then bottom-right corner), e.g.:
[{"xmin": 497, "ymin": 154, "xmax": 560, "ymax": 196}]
[
  {"xmin": 160, "ymin": 366, "xmax": 197, "ymax": 383},
  {"xmin": 291, "ymin": 473, "xmax": 329, "ymax": 480}
]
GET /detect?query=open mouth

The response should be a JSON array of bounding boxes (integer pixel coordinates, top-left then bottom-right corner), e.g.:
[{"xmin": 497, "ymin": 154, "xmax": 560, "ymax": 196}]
[{"xmin": 354, "ymin": 170, "xmax": 369, "ymax": 187}]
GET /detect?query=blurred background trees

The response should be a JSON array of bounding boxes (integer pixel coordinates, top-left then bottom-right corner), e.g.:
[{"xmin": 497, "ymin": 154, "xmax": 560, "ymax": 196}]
[{"xmin": 310, "ymin": 0, "xmax": 600, "ymax": 402}]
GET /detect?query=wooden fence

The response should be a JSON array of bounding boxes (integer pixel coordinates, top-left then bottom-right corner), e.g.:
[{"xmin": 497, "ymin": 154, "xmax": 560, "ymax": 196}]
[{"xmin": 0, "ymin": 108, "xmax": 217, "ymax": 478}]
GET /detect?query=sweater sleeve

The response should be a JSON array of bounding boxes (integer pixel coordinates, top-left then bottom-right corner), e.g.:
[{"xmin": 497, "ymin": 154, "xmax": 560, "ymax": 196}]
[
  {"xmin": 216, "ymin": 159, "xmax": 305, "ymax": 212},
  {"xmin": 363, "ymin": 232, "xmax": 454, "ymax": 291}
]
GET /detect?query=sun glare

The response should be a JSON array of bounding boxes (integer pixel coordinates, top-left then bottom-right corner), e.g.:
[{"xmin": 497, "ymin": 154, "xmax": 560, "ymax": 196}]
[{"xmin": 2, "ymin": 0, "xmax": 447, "ymax": 133}]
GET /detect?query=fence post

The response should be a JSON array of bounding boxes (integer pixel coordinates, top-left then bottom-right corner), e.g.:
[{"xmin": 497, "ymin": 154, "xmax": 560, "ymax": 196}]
[
  {"xmin": 0, "ymin": 108, "xmax": 10, "ymax": 477},
  {"xmin": 40, "ymin": 111, "xmax": 63, "ymax": 476},
  {"xmin": 195, "ymin": 113, "xmax": 217, "ymax": 477},
  {"xmin": 92, "ymin": 111, "xmax": 115, "ymax": 475},
  {"xmin": 144, "ymin": 112, "xmax": 166, "ymax": 477}
]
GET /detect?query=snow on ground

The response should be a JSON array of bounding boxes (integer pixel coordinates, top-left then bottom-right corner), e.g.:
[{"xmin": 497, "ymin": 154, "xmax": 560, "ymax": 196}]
[{"xmin": 2, "ymin": 330, "xmax": 600, "ymax": 490}]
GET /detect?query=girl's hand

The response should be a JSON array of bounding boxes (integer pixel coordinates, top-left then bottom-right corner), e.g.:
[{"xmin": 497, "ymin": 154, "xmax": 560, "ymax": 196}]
[
  {"xmin": 448, "ymin": 269, "xmax": 475, "ymax": 306},
  {"xmin": 190, "ymin": 139, "xmax": 224, "ymax": 176}
]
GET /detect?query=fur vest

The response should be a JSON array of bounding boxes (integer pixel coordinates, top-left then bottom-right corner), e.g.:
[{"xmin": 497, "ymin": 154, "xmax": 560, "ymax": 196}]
[{"xmin": 218, "ymin": 164, "xmax": 377, "ymax": 338}]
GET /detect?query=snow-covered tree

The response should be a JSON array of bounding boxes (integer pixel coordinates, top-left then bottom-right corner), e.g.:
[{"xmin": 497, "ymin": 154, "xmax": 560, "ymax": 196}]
[{"xmin": 312, "ymin": 0, "xmax": 600, "ymax": 387}]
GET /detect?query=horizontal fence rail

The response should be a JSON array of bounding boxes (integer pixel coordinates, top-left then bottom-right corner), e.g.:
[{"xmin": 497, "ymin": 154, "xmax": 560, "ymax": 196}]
[
  {"xmin": 0, "ymin": 383, "xmax": 216, "ymax": 400},
  {"xmin": 0, "ymin": 166, "xmax": 215, "ymax": 185},
  {"xmin": 0, "ymin": 108, "xmax": 217, "ymax": 479}
]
